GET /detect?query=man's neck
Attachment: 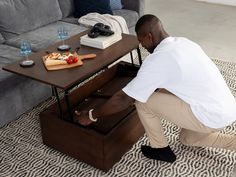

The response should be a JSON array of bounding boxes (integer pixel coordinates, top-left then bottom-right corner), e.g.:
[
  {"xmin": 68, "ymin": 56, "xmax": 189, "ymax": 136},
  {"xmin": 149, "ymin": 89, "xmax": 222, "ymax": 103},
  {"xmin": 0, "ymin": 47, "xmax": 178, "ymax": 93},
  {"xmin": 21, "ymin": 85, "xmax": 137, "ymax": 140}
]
[
  {"xmin": 154, "ymin": 32, "xmax": 169, "ymax": 48},
  {"xmin": 160, "ymin": 32, "xmax": 170, "ymax": 42}
]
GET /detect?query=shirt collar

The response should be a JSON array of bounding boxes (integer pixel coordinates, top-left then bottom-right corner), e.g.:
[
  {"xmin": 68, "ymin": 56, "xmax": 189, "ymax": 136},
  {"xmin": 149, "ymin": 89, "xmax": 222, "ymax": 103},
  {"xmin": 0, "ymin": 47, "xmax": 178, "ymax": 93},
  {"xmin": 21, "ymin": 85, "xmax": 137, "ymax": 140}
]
[{"xmin": 154, "ymin": 36, "xmax": 174, "ymax": 52}]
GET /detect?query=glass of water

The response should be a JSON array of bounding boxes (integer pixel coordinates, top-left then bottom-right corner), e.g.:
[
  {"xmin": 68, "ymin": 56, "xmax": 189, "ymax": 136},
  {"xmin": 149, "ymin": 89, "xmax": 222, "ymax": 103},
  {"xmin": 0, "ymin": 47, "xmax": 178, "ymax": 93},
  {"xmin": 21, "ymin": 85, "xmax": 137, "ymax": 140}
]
[
  {"xmin": 20, "ymin": 41, "xmax": 34, "ymax": 67},
  {"xmin": 57, "ymin": 26, "xmax": 70, "ymax": 51},
  {"xmin": 20, "ymin": 41, "xmax": 32, "ymax": 60}
]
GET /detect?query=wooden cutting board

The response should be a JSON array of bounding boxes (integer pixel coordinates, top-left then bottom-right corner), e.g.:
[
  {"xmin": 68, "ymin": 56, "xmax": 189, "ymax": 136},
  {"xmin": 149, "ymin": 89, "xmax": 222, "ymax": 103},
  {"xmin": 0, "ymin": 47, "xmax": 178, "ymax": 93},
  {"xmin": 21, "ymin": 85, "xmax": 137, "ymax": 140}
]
[{"xmin": 42, "ymin": 53, "xmax": 96, "ymax": 71}]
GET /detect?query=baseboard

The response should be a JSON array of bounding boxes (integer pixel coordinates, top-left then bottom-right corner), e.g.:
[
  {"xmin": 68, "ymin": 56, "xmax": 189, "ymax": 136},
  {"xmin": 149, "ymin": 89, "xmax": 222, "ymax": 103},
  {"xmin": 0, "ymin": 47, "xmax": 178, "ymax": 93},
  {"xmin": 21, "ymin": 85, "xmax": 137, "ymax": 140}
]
[{"xmin": 197, "ymin": 0, "xmax": 236, "ymax": 6}]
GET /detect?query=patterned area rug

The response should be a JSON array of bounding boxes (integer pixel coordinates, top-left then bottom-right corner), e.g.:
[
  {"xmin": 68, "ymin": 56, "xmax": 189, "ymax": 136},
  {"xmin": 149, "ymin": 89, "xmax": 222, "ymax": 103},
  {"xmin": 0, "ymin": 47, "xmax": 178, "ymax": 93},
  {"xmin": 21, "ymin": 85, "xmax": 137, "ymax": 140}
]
[{"xmin": 0, "ymin": 51, "xmax": 236, "ymax": 176}]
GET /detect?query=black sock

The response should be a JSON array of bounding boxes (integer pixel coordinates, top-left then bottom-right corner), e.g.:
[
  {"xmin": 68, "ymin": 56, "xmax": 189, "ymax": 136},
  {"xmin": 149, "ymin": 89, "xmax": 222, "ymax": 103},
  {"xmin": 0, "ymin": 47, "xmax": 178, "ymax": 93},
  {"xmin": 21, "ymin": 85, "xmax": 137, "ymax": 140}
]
[{"xmin": 141, "ymin": 145, "xmax": 176, "ymax": 163}]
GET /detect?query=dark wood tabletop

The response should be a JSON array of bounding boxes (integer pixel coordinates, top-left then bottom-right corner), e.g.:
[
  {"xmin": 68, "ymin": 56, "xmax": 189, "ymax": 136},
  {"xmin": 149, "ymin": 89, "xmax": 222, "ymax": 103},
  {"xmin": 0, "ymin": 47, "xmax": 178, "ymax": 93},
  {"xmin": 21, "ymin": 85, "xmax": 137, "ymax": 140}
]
[{"xmin": 3, "ymin": 31, "xmax": 139, "ymax": 90}]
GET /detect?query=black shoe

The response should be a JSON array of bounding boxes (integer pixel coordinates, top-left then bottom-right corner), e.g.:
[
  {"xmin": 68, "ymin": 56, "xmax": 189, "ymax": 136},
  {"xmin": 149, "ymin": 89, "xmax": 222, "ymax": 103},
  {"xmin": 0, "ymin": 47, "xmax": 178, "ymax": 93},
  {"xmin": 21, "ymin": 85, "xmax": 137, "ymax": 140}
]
[{"xmin": 141, "ymin": 145, "xmax": 176, "ymax": 163}]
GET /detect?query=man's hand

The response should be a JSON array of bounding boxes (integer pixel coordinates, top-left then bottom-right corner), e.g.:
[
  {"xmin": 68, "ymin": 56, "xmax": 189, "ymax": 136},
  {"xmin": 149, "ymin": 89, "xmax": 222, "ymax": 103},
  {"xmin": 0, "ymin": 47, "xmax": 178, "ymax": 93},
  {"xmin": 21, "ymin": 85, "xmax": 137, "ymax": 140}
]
[
  {"xmin": 74, "ymin": 110, "xmax": 93, "ymax": 126},
  {"xmin": 73, "ymin": 90, "xmax": 134, "ymax": 126}
]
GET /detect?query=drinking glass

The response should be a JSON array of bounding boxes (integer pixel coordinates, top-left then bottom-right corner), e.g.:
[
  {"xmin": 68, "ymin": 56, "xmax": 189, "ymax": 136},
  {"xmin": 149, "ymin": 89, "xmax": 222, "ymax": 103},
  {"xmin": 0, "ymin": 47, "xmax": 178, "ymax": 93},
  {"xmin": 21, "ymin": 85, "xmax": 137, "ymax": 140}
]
[
  {"xmin": 57, "ymin": 26, "xmax": 70, "ymax": 51},
  {"xmin": 20, "ymin": 41, "xmax": 32, "ymax": 60},
  {"xmin": 20, "ymin": 41, "xmax": 34, "ymax": 67}
]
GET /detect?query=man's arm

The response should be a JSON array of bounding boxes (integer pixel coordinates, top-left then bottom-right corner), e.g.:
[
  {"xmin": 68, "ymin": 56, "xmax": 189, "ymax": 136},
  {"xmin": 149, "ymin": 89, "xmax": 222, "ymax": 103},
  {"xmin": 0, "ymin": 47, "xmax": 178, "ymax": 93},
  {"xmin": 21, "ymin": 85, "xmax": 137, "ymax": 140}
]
[{"xmin": 74, "ymin": 90, "xmax": 134, "ymax": 126}]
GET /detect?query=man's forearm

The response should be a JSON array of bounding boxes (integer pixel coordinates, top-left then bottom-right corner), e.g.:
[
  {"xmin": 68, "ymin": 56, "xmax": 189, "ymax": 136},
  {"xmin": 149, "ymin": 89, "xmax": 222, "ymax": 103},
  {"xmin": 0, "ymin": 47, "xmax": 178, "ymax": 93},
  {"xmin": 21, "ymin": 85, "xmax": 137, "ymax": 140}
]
[{"xmin": 92, "ymin": 90, "xmax": 134, "ymax": 118}]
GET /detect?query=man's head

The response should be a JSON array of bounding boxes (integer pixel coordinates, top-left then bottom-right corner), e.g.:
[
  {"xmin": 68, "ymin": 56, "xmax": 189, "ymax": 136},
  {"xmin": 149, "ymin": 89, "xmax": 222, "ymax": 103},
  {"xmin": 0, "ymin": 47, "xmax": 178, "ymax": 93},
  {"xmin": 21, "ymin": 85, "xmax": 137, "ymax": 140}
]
[{"xmin": 135, "ymin": 14, "xmax": 168, "ymax": 53}]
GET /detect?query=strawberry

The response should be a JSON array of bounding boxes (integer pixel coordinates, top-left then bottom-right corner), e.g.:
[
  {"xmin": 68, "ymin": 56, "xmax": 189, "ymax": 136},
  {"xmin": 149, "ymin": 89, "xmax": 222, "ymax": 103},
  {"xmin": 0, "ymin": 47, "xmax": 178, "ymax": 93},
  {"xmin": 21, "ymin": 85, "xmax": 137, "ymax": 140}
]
[
  {"xmin": 73, "ymin": 57, "xmax": 78, "ymax": 63},
  {"xmin": 66, "ymin": 56, "xmax": 74, "ymax": 64},
  {"xmin": 66, "ymin": 56, "xmax": 78, "ymax": 64}
]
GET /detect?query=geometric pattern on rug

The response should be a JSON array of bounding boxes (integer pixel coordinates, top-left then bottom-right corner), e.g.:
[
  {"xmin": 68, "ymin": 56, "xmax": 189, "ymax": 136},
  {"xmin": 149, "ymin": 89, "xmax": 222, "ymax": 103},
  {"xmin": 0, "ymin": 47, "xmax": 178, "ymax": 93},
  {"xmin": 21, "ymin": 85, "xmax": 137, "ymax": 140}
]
[{"xmin": 0, "ymin": 51, "xmax": 236, "ymax": 176}]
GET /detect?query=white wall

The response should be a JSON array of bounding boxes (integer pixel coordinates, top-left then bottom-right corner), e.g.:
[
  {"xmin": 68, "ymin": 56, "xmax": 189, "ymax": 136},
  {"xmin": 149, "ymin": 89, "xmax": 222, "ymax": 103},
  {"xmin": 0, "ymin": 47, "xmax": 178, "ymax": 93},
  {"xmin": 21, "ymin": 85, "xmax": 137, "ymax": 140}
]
[{"xmin": 197, "ymin": 0, "xmax": 236, "ymax": 6}]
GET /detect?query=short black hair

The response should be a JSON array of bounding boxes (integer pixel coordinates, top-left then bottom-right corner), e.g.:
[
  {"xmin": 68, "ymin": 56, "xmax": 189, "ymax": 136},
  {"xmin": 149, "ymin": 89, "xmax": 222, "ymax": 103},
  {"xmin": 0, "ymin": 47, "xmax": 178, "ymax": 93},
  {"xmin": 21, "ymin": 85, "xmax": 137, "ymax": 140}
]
[{"xmin": 135, "ymin": 14, "xmax": 160, "ymax": 34}]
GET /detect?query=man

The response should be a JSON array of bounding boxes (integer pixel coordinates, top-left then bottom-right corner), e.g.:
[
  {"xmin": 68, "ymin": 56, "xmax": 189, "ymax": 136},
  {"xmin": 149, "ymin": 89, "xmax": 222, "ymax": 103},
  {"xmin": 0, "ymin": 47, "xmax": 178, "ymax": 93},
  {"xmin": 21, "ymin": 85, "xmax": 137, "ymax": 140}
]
[{"xmin": 74, "ymin": 14, "xmax": 236, "ymax": 163}]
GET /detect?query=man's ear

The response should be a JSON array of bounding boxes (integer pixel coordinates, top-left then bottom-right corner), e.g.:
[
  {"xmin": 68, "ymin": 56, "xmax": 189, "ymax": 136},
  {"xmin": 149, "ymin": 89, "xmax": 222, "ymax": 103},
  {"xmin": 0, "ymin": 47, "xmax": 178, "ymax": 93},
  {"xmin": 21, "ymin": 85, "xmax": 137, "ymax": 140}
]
[
  {"xmin": 148, "ymin": 32, "xmax": 154, "ymax": 44},
  {"xmin": 148, "ymin": 32, "xmax": 152, "ymax": 39}
]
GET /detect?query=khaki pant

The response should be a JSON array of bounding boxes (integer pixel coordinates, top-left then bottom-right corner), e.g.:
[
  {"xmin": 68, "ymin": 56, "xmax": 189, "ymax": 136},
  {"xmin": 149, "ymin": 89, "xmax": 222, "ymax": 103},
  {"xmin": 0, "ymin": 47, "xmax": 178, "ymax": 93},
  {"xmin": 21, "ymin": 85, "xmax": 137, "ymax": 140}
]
[{"xmin": 135, "ymin": 90, "xmax": 236, "ymax": 150}]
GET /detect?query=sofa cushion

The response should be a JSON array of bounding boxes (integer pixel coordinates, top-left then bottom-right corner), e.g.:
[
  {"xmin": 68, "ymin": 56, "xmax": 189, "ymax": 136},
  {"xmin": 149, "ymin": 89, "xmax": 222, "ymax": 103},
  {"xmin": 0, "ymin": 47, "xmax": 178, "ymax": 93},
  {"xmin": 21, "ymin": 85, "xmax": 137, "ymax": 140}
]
[
  {"xmin": 0, "ymin": 44, "xmax": 23, "ymax": 86},
  {"xmin": 0, "ymin": 33, "xmax": 4, "ymax": 44},
  {"xmin": 61, "ymin": 17, "xmax": 79, "ymax": 25},
  {"xmin": 0, "ymin": 45, "xmax": 22, "ymax": 62},
  {"xmin": 113, "ymin": 9, "xmax": 139, "ymax": 28},
  {"xmin": 62, "ymin": 11, "xmax": 138, "ymax": 30},
  {"xmin": 58, "ymin": 0, "xmax": 75, "ymax": 18},
  {"xmin": 0, "ymin": 75, "xmax": 51, "ymax": 127},
  {"xmin": 128, "ymin": 26, "xmax": 136, "ymax": 35},
  {"xmin": 74, "ymin": 0, "xmax": 113, "ymax": 18},
  {"xmin": 0, "ymin": 0, "xmax": 62, "ymax": 35},
  {"xmin": 110, "ymin": 0, "xmax": 123, "ymax": 10},
  {"xmin": 0, "ymin": 45, "xmax": 23, "ymax": 81},
  {"xmin": 0, "ymin": 53, "xmax": 51, "ymax": 127},
  {"xmin": 5, "ymin": 22, "xmax": 87, "ymax": 52}
]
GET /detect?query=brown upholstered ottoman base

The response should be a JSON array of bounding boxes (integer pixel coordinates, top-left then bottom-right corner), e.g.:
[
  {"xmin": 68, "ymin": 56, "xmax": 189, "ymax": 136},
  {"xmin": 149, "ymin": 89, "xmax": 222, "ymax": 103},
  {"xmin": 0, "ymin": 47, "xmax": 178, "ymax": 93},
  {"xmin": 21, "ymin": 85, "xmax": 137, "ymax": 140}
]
[
  {"xmin": 40, "ymin": 62, "xmax": 144, "ymax": 171},
  {"xmin": 40, "ymin": 109, "xmax": 143, "ymax": 171}
]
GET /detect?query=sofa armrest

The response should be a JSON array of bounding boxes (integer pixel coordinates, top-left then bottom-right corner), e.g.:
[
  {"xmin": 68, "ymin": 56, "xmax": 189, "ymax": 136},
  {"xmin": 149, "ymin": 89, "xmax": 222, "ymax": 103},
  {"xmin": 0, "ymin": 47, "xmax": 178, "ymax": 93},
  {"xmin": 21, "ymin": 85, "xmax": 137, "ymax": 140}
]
[{"xmin": 121, "ymin": 0, "xmax": 145, "ymax": 17}]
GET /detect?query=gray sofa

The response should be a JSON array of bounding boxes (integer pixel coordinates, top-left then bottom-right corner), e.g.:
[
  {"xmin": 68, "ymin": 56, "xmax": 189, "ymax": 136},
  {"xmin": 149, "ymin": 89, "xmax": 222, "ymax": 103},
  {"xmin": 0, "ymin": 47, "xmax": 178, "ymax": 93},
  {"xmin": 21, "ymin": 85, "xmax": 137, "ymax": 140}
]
[{"xmin": 0, "ymin": 0, "xmax": 144, "ymax": 127}]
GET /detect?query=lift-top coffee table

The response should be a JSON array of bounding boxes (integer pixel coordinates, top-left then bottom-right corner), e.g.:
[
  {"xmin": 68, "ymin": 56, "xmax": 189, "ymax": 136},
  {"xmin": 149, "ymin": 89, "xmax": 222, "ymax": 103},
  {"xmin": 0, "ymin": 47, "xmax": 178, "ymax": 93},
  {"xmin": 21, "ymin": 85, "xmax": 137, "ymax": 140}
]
[{"xmin": 3, "ymin": 31, "xmax": 144, "ymax": 171}]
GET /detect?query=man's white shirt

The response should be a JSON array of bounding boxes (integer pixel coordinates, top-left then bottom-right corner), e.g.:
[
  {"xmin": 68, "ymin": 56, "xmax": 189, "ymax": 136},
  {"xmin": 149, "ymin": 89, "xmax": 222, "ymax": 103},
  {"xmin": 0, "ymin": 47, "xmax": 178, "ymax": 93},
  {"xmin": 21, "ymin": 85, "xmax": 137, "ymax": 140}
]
[{"xmin": 123, "ymin": 37, "xmax": 236, "ymax": 128}]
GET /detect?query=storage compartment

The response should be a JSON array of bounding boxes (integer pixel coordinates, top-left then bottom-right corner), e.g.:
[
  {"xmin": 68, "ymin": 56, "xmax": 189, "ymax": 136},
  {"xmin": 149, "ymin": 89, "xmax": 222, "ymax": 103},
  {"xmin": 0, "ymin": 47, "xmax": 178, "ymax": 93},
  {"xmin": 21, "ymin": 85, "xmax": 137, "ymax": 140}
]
[{"xmin": 40, "ymin": 61, "xmax": 144, "ymax": 171}]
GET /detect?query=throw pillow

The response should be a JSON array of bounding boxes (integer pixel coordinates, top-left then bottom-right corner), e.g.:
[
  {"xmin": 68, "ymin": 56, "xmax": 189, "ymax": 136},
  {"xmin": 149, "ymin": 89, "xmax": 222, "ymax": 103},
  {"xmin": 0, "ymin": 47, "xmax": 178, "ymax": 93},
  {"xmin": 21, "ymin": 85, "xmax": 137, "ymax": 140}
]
[
  {"xmin": 110, "ymin": 0, "xmax": 123, "ymax": 10},
  {"xmin": 58, "ymin": 0, "xmax": 75, "ymax": 18},
  {"xmin": 74, "ymin": 0, "xmax": 113, "ymax": 18}
]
